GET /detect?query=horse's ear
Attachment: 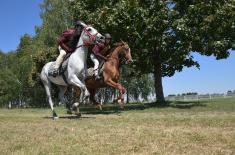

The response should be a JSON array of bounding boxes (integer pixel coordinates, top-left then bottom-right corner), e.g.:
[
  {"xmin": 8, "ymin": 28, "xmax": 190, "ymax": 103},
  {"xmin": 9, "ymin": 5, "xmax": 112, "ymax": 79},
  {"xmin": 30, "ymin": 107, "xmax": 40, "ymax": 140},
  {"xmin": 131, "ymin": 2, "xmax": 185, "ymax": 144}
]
[
  {"xmin": 80, "ymin": 21, "xmax": 87, "ymax": 28},
  {"xmin": 120, "ymin": 39, "xmax": 125, "ymax": 45}
]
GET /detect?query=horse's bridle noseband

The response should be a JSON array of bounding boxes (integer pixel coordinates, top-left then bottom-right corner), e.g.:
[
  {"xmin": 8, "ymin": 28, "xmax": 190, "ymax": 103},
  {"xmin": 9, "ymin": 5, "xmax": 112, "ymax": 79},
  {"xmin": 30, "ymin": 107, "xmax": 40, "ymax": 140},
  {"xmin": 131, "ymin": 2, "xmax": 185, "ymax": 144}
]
[
  {"xmin": 76, "ymin": 26, "xmax": 98, "ymax": 49},
  {"xmin": 83, "ymin": 26, "xmax": 98, "ymax": 44}
]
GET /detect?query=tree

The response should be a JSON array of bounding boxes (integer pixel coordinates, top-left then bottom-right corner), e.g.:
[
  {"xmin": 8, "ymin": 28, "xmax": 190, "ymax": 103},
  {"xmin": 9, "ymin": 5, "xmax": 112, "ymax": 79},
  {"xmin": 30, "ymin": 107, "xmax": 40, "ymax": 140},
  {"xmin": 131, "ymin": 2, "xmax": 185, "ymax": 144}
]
[
  {"xmin": 0, "ymin": 52, "xmax": 22, "ymax": 107},
  {"xmin": 36, "ymin": 0, "xmax": 73, "ymax": 47},
  {"xmin": 70, "ymin": 0, "xmax": 235, "ymax": 103}
]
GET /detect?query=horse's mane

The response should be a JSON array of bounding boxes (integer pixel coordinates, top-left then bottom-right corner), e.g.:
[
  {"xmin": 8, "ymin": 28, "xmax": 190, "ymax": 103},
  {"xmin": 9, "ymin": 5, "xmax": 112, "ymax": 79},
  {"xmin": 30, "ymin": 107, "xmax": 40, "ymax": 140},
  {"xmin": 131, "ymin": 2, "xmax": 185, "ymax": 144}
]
[
  {"xmin": 108, "ymin": 42, "xmax": 126, "ymax": 54},
  {"xmin": 113, "ymin": 42, "xmax": 125, "ymax": 47},
  {"xmin": 67, "ymin": 26, "xmax": 83, "ymax": 50}
]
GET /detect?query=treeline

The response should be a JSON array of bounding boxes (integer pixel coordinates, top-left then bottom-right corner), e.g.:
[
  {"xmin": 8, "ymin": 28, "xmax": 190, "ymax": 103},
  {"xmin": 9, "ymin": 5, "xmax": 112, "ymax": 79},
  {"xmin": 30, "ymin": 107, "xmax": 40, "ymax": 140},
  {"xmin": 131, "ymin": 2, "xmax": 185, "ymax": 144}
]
[
  {"xmin": 0, "ymin": 0, "xmax": 235, "ymax": 107},
  {"xmin": 168, "ymin": 92, "xmax": 198, "ymax": 97}
]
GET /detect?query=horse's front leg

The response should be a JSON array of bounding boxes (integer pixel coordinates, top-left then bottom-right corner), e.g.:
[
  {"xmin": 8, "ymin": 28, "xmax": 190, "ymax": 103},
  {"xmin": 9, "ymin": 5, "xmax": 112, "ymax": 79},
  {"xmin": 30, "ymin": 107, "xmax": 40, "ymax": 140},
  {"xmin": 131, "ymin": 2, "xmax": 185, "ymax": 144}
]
[
  {"xmin": 89, "ymin": 89, "xmax": 102, "ymax": 110},
  {"xmin": 104, "ymin": 78, "xmax": 125, "ymax": 108},
  {"xmin": 70, "ymin": 86, "xmax": 82, "ymax": 116},
  {"xmin": 69, "ymin": 74, "xmax": 90, "ymax": 102}
]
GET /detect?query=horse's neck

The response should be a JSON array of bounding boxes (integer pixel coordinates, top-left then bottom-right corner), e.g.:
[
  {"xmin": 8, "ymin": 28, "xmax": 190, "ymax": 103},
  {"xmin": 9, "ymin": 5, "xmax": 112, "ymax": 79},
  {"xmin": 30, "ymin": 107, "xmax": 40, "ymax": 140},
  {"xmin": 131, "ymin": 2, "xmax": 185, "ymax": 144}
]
[
  {"xmin": 71, "ymin": 38, "xmax": 88, "ymax": 63},
  {"xmin": 108, "ymin": 46, "xmax": 123, "ymax": 67},
  {"xmin": 110, "ymin": 46, "xmax": 123, "ymax": 60}
]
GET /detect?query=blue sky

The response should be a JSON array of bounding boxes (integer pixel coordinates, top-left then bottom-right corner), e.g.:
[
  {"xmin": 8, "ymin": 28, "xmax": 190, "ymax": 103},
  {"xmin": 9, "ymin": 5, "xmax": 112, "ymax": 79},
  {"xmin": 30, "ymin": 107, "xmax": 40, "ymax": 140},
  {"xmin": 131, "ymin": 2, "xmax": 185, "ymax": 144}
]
[
  {"xmin": 163, "ymin": 52, "xmax": 235, "ymax": 96},
  {"xmin": 0, "ymin": 0, "xmax": 234, "ymax": 96},
  {"xmin": 0, "ymin": 0, "xmax": 42, "ymax": 52}
]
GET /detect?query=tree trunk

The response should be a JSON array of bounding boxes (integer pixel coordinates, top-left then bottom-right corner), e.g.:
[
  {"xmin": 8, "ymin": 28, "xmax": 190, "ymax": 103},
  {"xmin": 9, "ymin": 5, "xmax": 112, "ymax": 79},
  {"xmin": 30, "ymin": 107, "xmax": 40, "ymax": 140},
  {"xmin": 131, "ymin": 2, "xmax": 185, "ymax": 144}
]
[
  {"xmin": 153, "ymin": 47, "xmax": 165, "ymax": 103},
  {"xmin": 126, "ymin": 87, "xmax": 129, "ymax": 104}
]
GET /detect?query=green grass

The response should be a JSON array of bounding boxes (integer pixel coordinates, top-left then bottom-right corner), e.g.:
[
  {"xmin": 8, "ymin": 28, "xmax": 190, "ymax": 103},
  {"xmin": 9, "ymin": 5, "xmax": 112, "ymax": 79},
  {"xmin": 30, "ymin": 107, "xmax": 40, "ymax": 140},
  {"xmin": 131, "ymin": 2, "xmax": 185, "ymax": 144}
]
[{"xmin": 0, "ymin": 98, "xmax": 235, "ymax": 155}]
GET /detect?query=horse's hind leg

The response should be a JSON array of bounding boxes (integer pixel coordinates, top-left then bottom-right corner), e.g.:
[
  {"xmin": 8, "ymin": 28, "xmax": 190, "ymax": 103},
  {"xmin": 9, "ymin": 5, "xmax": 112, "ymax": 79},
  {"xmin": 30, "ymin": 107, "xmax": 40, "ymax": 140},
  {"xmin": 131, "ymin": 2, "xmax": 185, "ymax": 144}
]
[
  {"xmin": 41, "ymin": 74, "xmax": 58, "ymax": 119},
  {"xmin": 89, "ymin": 89, "xmax": 102, "ymax": 110},
  {"xmin": 58, "ymin": 86, "xmax": 71, "ymax": 114},
  {"xmin": 58, "ymin": 86, "xmax": 67, "ymax": 105}
]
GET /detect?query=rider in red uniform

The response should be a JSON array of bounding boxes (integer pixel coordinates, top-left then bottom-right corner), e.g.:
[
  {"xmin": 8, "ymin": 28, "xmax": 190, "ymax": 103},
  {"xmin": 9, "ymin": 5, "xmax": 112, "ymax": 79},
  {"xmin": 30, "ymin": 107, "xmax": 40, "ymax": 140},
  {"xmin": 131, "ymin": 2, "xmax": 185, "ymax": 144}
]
[
  {"xmin": 90, "ymin": 33, "xmax": 112, "ymax": 80},
  {"xmin": 49, "ymin": 21, "xmax": 84, "ymax": 77}
]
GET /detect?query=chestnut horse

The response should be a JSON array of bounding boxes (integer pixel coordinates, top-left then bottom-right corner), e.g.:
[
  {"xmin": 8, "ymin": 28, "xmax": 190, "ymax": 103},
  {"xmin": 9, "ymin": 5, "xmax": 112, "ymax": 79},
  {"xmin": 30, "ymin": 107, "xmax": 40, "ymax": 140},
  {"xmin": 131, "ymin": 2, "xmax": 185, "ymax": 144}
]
[{"xmin": 75, "ymin": 41, "xmax": 133, "ymax": 109}]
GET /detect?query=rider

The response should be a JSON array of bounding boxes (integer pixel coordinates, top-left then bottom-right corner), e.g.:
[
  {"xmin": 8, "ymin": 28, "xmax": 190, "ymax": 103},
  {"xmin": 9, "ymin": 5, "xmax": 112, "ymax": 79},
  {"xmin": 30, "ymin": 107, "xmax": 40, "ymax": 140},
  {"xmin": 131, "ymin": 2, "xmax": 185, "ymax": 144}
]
[
  {"xmin": 91, "ymin": 33, "xmax": 112, "ymax": 80},
  {"xmin": 49, "ymin": 20, "xmax": 84, "ymax": 77}
]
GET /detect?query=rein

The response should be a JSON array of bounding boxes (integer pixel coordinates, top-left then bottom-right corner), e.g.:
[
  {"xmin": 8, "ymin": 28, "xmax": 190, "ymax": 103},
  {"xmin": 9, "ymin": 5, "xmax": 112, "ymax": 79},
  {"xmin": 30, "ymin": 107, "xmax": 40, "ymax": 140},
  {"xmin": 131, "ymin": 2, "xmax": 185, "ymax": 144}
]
[
  {"xmin": 83, "ymin": 27, "xmax": 98, "ymax": 43},
  {"xmin": 76, "ymin": 26, "xmax": 98, "ymax": 49}
]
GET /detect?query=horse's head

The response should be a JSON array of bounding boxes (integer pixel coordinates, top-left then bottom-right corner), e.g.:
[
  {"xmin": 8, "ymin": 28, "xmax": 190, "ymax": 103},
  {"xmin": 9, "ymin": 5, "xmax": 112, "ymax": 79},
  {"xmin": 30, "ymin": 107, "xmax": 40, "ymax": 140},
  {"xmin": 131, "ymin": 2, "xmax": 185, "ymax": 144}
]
[
  {"xmin": 80, "ymin": 23, "xmax": 105, "ymax": 45},
  {"xmin": 119, "ymin": 41, "xmax": 133, "ymax": 64}
]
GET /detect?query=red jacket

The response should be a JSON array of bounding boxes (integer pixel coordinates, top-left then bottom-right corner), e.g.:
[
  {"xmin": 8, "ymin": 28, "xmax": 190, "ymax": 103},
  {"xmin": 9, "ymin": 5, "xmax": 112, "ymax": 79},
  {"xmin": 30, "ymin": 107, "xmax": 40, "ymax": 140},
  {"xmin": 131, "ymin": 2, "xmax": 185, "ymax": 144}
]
[
  {"xmin": 92, "ymin": 43, "xmax": 105, "ymax": 55},
  {"xmin": 58, "ymin": 28, "xmax": 76, "ymax": 53}
]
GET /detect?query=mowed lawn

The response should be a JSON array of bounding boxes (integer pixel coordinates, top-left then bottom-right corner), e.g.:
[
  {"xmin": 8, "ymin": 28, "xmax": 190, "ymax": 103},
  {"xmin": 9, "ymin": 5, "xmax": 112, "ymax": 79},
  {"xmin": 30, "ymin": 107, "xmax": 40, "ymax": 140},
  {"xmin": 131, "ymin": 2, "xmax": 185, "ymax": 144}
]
[{"xmin": 0, "ymin": 98, "xmax": 235, "ymax": 155}]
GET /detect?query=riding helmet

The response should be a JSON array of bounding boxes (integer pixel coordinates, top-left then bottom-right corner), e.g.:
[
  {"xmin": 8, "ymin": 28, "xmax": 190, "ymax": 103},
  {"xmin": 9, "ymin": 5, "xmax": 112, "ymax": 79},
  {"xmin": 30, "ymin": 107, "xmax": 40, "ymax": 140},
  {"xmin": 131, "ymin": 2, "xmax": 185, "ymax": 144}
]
[
  {"xmin": 75, "ymin": 20, "xmax": 84, "ymax": 28},
  {"xmin": 104, "ymin": 33, "xmax": 112, "ymax": 39}
]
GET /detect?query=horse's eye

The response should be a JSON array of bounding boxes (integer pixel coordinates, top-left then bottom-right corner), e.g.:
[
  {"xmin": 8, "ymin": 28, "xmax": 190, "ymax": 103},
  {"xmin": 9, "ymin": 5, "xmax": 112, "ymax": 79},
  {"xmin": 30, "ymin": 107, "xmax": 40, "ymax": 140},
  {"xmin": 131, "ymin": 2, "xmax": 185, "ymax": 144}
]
[{"xmin": 87, "ymin": 28, "xmax": 92, "ymax": 32}]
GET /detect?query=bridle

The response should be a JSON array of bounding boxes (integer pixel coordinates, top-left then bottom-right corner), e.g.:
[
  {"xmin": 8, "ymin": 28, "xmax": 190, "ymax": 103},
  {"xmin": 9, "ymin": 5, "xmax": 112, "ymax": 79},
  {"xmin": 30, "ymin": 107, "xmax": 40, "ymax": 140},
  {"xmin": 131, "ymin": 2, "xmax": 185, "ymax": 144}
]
[
  {"xmin": 76, "ymin": 26, "xmax": 98, "ymax": 49},
  {"xmin": 83, "ymin": 26, "xmax": 98, "ymax": 43},
  {"xmin": 121, "ymin": 46, "xmax": 131, "ymax": 64}
]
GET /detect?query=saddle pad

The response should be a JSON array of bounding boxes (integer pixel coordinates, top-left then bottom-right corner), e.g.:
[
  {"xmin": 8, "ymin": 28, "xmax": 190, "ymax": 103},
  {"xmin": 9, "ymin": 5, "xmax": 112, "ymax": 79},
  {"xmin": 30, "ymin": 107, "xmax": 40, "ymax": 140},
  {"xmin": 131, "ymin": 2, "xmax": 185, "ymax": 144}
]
[{"xmin": 87, "ymin": 64, "xmax": 105, "ymax": 78}]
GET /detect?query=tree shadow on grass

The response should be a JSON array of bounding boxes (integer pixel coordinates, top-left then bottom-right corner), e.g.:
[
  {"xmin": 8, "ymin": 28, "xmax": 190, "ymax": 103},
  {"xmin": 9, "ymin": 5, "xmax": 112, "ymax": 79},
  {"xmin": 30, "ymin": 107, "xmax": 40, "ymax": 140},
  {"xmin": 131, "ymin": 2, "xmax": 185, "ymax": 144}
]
[
  {"xmin": 42, "ymin": 100, "xmax": 208, "ymax": 119},
  {"xmin": 80, "ymin": 106, "xmax": 122, "ymax": 115},
  {"xmin": 79, "ymin": 100, "xmax": 207, "ymax": 114},
  {"xmin": 168, "ymin": 101, "xmax": 207, "ymax": 109},
  {"xmin": 43, "ymin": 115, "xmax": 96, "ymax": 120}
]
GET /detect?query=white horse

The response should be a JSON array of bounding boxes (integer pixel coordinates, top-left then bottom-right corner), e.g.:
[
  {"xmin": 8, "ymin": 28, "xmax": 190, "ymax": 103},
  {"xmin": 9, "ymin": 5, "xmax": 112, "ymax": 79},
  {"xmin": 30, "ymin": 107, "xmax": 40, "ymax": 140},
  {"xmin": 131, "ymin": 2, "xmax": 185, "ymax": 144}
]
[{"xmin": 40, "ymin": 23, "xmax": 104, "ymax": 119}]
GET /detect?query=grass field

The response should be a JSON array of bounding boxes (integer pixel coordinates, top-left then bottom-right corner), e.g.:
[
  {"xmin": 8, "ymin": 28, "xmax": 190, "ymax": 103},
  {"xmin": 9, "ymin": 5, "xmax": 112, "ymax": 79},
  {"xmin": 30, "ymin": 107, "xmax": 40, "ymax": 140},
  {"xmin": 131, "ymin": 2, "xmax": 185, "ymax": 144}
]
[{"xmin": 0, "ymin": 98, "xmax": 235, "ymax": 155}]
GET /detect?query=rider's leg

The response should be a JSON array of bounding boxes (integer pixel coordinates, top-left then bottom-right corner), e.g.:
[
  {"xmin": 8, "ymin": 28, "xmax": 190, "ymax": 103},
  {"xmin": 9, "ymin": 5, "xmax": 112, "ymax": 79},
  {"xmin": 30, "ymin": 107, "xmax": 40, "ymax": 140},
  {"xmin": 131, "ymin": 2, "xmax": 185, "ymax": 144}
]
[
  {"xmin": 55, "ymin": 46, "xmax": 67, "ymax": 69},
  {"xmin": 49, "ymin": 46, "xmax": 66, "ymax": 77},
  {"xmin": 90, "ymin": 53, "xmax": 100, "ymax": 79}
]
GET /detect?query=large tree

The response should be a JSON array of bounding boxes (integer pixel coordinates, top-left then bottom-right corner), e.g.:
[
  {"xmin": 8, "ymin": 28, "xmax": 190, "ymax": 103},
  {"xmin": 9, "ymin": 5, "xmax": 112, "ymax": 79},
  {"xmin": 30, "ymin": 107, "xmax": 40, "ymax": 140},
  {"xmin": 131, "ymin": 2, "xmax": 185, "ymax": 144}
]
[{"xmin": 69, "ymin": 0, "xmax": 235, "ymax": 103}]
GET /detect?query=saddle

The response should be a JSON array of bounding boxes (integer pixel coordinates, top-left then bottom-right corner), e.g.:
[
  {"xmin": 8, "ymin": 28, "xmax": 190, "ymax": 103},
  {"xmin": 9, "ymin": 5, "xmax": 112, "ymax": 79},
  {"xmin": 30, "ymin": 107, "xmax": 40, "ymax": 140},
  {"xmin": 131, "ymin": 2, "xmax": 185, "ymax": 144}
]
[
  {"xmin": 48, "ymin": 53, "xmax": 71, "ymax": 77},
  {"xmin": 59, "ymin": 53, "xmax": 71, "ymax": 74}
]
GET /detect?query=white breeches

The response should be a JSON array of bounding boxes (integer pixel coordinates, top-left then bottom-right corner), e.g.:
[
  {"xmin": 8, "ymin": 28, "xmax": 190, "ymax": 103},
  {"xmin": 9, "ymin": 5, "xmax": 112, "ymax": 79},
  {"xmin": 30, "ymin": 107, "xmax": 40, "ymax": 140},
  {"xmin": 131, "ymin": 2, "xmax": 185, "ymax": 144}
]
[
  {"xmin": 90, "ymin": 53, "xmax": 99, "ymax": 75},
  {"xmin": 55, "ymin": 46, "xmax": 66, "ymax": 69}
]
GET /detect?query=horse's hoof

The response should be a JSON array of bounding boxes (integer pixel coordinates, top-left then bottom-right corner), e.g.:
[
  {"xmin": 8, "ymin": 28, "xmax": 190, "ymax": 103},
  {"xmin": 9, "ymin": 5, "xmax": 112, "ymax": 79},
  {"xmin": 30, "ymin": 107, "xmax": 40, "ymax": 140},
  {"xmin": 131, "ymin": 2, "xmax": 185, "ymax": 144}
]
[
  {"xmin": 97, "ymin": 104, "xmax": 102, "ymax": 110},
  {"xmin": 75, "ymin": 112, "xmax": 81, "ymax": 117},
  {"xmin": 52, "ymin": 111, "xmax": 58, "ymax": 119},
  {"xmin": 112, "ymin": 99, "xmax": 117, "ymax": 104},
  {"xmin": 117, "ymin": 99, "xmax": 124, "ymax": 109},
  {"xmin": 53, "ymin": 116, "xmax": 59, "ymax": 120}
]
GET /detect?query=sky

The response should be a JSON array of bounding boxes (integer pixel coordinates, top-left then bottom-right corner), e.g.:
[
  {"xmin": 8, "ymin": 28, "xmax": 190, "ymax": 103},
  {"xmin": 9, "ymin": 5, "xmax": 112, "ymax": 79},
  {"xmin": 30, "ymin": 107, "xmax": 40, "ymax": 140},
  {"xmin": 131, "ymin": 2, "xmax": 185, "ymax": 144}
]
[
  {"xmin": 0, "ymin": 0, "xmax": 42, "ymax": 52},
  {"xmin": 163, "ymin": 52, "xmax": 235, "ymax": 96},
  {"xmin": 0, "ymin": 1, "xmax": 234, "ymax": 96}
]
